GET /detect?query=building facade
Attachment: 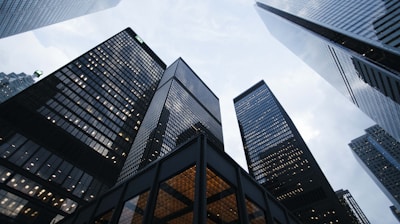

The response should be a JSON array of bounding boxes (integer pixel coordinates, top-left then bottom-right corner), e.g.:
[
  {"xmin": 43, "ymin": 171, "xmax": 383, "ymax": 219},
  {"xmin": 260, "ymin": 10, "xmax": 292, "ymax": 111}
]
[
  {"xmin": 0, "ymin": 0, "xmax": 121, "ymax": 38},
  {"xmin": 59, "ymin": 135, "xmax": 301, "ymax": 224},
  {"xmin": 0, "ymin": 72, "xmax": 35, "ymax": 103},
  {"xmin": 234, "ymin": 80, "xmax": 351, "ymax": 223},
  {"xmin": 0, "ymin": 28, "xmax": 165, "ymax": 223},
  {"xmin": 335, "ymin": 189, "xmax": 370, "ymax": 224},
  {"xmin": 349, "ymin": 125, "xmax": 400, "ymax": 211},
  {"xmin": 255, "ymin": 0, "xmax": 400, "ymax": 142},
  {"xmin": 118, "ymin": 58, "xmax": 224, "ymax": 183}
]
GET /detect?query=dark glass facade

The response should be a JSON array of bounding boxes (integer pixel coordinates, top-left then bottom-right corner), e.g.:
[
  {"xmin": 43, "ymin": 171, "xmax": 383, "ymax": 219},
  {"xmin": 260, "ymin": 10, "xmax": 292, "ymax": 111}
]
[
  {"xmin": 255, "ymin": 0, "xmax": 400, "ymax": 142},
  {"xmin": 0, "ymin": 72, "xmax": 35, "ymax": 103},
  {"xmin": 0, "ymin": 28, "xmax": 165, "ymax": 223},
  {"xmin": 59, "ymin": 135, "xmax": 301, "ymax": 224},
  {"xmin": 118, "ymin": 58, "xmax": 223, "ymax": 183},
  {"xmin": 234, "ymin": 81, "xmax": 351, "ymax": 223},
  {"xmin": 349, "ymin": 125, "xmax": 400, "ymax": 211},
  {"xmin": 335, "ymin": 189, "xmax": 370, "ymax": 224},
  {"xmin": 0, "ymin": 0, "xmax": 121, "ymax": 38}
]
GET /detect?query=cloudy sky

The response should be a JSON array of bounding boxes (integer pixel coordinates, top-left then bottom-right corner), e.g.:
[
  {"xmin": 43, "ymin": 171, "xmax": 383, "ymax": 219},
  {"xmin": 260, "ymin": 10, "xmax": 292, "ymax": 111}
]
[{"xmin": 0, "ymin": 0, "xmax": 396, "ymax": 223}]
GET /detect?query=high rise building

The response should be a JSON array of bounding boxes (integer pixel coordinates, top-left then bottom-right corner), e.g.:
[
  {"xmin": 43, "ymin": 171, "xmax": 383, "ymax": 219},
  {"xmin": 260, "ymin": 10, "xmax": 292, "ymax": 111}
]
[
  {"xmin": 118, "ymin": 58, "xmax": 224, "ymax": 183},
  {"xmin": 0, "ymin": 72, "xmax": 35, "ymax": 103},
  {"xmin": 254, "ymin": 0, "xmax": 400, "ymax": 142},
  {"xmin": 335, "ymin": 189, "xmax": 370, "ymax": 224},
  {"xmin": 0, "ymin": 0, "xmax": 121, "ymax": 38},
  {"xmin": 234, "ymin": 80, "xmax": 351, "ymax": 223},
  {"xmin": 349, "ymin": 125, "xmax": 400, "ymax": 212},
  {"xmin": 58, "ymin": 134, "xmax": 301, "ymax": 224},
  {"xmin": 0, "ymin": 28, "xmax": 165, "ymax": 224}
]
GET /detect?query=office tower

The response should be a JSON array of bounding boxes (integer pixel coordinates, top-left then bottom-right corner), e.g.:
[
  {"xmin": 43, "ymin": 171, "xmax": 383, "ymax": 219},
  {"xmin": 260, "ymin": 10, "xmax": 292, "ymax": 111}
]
[
  {"xmin": 255, "ymin": 0, "xmax": 400, "ymax": 142},
  {"xmin": 118, "ymin": 58, "xmax": 224, "ymax": 183},
  {"xmin": 349, "ymin": 125, "xmax": 400, "ymax": 212},
  {"xmin": 58, "ymin": 134, "xmax": 301, "ymax": 224},
  {"xmin": 0, "ymin": 72, "xmax": 35, "ymax": 103},
  {"xmin": 234, "ymin": 80, "xmax": 350, "ymax": 223},
  {"xmin": 0, "ymin": 28, "xmax": 165, "ymax": 224},
  {"xmin": 0, "ymin": 0, "xmax": 121, "ymax": 38},
  {"xmin": 335, "ymin": 189, "xmax": 370, "ymax": 224}
]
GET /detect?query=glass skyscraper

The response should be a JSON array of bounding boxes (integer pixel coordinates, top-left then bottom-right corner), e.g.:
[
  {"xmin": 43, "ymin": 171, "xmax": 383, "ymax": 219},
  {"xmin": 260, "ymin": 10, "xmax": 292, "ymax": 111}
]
[
  {"xmin": 118, "ymin": 58, "xmax": 224, "ymax": 183},
  {"xmin": 335, "ymin": 189, "xmax": 370, "ymax": 224},
  {"xmin": 349, "ymin": 125, "xmax": 400, "ymax": 213},
  {"xmin": 234, "ymin": 80, "xmax": 351, "ymax": 223},
  {"xmin": 255, "ymin": 0, "xmax": 400, "ymax": 142},
  {"xmin": 0, "ymin": 0, "xmax": 121, "ymax": 38},
  {"xmin": 0, "ymin": 28, "xmax": 165, "ymax": 223},
  {"xmin": 0, "ymin": 72, "xmax": 35, "ymax": 103}
]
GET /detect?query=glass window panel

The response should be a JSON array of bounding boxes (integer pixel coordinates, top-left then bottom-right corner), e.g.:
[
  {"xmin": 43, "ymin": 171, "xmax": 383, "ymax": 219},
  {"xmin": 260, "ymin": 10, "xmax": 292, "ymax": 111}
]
[
  {"xmin": 8, "ymin": 140, "xmax": 40, "ymax": 166},
  {"xmin": 153, "ymin": 165, "xmax": 196, "ymax": 223},
  {"xmin": 0, "ymin": 165, "xmax": 12, "ymax": 183},
  {"xmin": 246, "ymin": 197, "xmax": 267, "ymax": 224},
  {"xmin": 206, "ymin": 167, "xmax": 239, "ymax": 223},
  {"xmin": 118, "ymin": 190, "xmax": 149, "ymax": 224},
  {"xmin": 23, "ymin": 147, "xmax": 51, "ymax": 173},
  {"xmin": 93, "ymin": 209, "xmax": 114, "ymax": 224}
]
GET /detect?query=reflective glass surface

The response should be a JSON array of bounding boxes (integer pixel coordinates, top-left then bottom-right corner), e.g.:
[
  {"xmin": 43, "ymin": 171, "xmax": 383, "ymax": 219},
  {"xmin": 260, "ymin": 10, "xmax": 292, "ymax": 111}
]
[
  {"xmin": 245, "ymin": 198, "xmax": 267, "ymax": 224},
  {"xmin": 153, "ymin": 166, "xmax": 196, "ymax": 223},
  {"xmin": 0, "ymin": 0, "xmax": 121, "ymax": 38},
  {"xmin": 235, "ymin": 81, "xmax": 349, "ymax": 223},
  {"xmin": 256, "ymin": 5, "xmax": 400, "ymax": 142},
  {"xmin": 257, "ymin": 0, "xmax": 400, "ymax": 54},
  {"xmin": 350, "ymin": 125, "xmax": 400, "ymax": 209},
  {"xmin": 118, "ymin": 190, "xmax": 149, "ymax": 224},
  {"xmin": 119, "ymin": 59, "xmax": 223, "ymax": 183},
  {"xmin": 206, "ymin": 168, "xmax": 238, "ymax": 223},
  {"xmin": 0, "ymin": 28, "xmax": 165, "ymax": 223}
]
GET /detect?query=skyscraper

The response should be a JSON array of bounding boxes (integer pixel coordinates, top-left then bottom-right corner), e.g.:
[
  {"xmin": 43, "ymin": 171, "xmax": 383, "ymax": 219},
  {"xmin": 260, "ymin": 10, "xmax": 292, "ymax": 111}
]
[
  {"xmin": 234, "ymin": 80, "xmax": 350, "ymax": 223},
  {"xmin": 255, "ymin": 0, "xmax": 400, "ymax": 142},
  {"xmin": 349, "ymin": 125, "xmax": 400, "ymax": 213},
  {"xmin": 0, "ymin": 0, "xmax": 121, "ymax": 38},
  {"xmin": 335, "ymin": 189, "xmax": 370, "ymax": 224},
  {"xmin": 0, "ymin": 72, "xmax": 35, "ymax": 103},
  {"xmin": 118, "ymin": 58, "xmax": 224, "ymax": 183},
  {"xmin": 0, "ymin": 28, "xmax": 165, "ymax": 223}
]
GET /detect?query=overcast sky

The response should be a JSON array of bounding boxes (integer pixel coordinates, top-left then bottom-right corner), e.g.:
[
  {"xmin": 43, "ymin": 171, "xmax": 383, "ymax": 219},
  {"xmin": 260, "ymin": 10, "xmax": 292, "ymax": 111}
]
[{"xmin": 0, "ymin": 0, "xmax": 396, "ymax": 223}]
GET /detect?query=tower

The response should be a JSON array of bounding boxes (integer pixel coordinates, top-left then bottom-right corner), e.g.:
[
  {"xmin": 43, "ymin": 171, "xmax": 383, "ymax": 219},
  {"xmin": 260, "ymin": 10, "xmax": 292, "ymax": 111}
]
[
  {"xmin": 234, "ymin": 80, "xmax": 350, "ymax": 223},
  {"xmin": 335, "ymin": 189, "xmax": 370, "ymax": 224},
  {"xmin": 118, "ymin": 58, "xmax": 224, "ymax": 183},
  {"xmin": 349, "ymin": 125, "xmax": 400, "ymax": 214},
  {"xmin": 255, "ymin": 0, "xmax": 400, "ymax": 142},
  {"xmin": 0, "ymin": 0, "xmax": 121, "ymax": 38},
  {"xmin": 0, "ymin": 28, "xmax": 165, "ymax": 223},
  {"xmin": 0, "ymin": 72, "xmax": 35, "ymax": 103}
]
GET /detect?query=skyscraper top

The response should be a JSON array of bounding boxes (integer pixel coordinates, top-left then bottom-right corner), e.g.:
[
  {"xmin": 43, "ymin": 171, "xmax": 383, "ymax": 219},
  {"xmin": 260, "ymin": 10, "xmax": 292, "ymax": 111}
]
[{"xmin": 0, "ymin": 0, "xmax": 122, "ymax": 38}]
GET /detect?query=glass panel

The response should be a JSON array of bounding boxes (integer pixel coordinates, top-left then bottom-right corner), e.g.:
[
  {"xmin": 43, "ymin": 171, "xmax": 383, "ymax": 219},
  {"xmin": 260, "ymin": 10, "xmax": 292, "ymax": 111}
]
[
  {"xmin": 0, "ymin": 165, "xmax": 12, "ymax": 183},
  {"xmin": 118, "ymin": 190, "xmax": 149, "ymax": 224},
  {"xmin": 246, "ymin": 198, "xmax": 267, "ymax": 224},
  {"xmin": 206, "ymin": 168, "xmax": 239, "ymax": 223},
  {"xmin": 0, "ymin": 190, "xmax": 39, "ymax": 220},
  {"xmin": 94, "ymin": 209, "xmax": 114, "ymax": 224},
  {"xmin": 153, "ymin": 165, "xmax": 196, "ymax": 223}
]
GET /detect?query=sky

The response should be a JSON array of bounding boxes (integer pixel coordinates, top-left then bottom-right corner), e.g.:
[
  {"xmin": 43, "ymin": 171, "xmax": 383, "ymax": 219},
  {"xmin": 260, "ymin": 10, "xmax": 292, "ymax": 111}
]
[{"xmin": 0, "ymin": 0, "xmax": 397, "ymax": 223}]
